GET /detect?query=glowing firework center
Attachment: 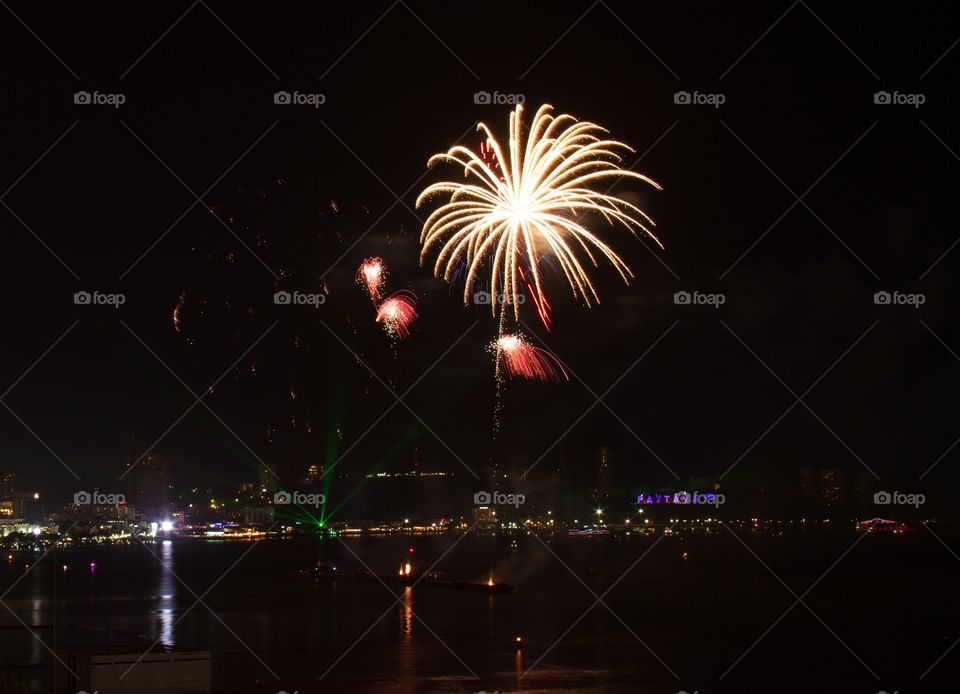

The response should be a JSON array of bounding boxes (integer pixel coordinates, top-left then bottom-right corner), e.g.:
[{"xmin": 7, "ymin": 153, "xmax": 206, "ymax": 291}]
[{"xmin": 417, "ymin": 103, "xmax": 663, "ymax": 331}]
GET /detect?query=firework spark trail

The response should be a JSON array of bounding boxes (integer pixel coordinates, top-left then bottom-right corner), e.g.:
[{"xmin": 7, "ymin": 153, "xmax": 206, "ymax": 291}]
[
  {"xmin": 417, "ymin": 103, "xmax": 663, "ymax": 330},
  {"xmin": 172, "ymin": 291, "xmax": 185, "ymax": 333},
  {"xmin": 490, "ymin": 333, "xmax": 568, "ymax": 383},
  {"xmin": 517, "ymin": 265, "xmax": 551, "ymax": 331},
  {"xmin": 356, "ymin": 257, "xmax": 386, "ymax": 304},
  {"xmin": 375, "ymin": 290, "xmax": 418, "ymax": 340}
]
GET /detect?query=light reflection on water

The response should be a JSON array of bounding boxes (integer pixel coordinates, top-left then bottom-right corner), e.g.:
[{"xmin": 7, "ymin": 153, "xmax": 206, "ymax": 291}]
[
  {"xmin": 157, "ymin": 539, "xmax": 175, "ymax": 646},
  {"xmin": 401, "ymin": 585, "xmax": 412, "ymax": 638},
  {"xmin": 398, "ymin": 585, "xmax": 414, "ymax": 680},
  {"xmin": 28, "ymin": 597, "xmax": 42, "ymax": 664}
]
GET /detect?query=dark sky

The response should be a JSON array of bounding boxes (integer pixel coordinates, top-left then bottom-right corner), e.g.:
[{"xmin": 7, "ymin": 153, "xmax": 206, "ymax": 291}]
[{"xmin": 1, "ymin": 2, "xmax": 959, "ymax": 507}]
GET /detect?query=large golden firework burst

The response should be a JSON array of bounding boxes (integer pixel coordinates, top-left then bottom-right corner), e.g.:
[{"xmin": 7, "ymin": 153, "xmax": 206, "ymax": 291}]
[{"xmin": 417, "ymin": 103, "xmax": 663, "ymax": 327}]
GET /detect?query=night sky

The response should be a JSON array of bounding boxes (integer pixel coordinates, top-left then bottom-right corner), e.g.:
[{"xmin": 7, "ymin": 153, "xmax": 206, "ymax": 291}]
[{"xmin": 1, "ymin": 2, "xmax": 959, "ymax": 508}]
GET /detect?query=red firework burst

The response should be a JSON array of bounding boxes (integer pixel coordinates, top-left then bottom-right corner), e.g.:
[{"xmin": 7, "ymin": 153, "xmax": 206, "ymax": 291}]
[
  {"xmin": 493, "ymin": 333, "xmax": 568, "ymax": 383},
  {"xmin": 376, "ymin": 290, "xmax": 418, "ymax": 339}
]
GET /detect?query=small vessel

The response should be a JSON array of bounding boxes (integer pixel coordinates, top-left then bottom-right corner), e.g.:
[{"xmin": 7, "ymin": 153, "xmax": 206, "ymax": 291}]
[
  {"xmin": 568, "ymin": 524, "xmax": 610, "ymax": 536},
  {"xmin": 856, "ymin": 518, "xmax": 914, "ymax": 534}
]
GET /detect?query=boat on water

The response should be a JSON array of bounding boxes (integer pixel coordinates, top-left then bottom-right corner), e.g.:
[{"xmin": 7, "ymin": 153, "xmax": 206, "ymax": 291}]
[
  {"xmin": 856, "ymin": 517, "xmax": 915, "ymax": 534},
  {"xmin": 568, "ymin": 525, "xmax": 611, "ymax": 536}
]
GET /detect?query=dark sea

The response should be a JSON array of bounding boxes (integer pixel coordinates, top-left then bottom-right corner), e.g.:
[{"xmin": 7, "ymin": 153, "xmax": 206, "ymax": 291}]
[{"xmin": 1, "ymin": 527, "xmax": 958, "ymax": 693}]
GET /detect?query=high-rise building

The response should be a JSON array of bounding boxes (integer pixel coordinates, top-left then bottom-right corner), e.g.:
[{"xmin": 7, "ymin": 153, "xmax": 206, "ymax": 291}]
[
  {"xmin": 11, "ymin": 492, "xmax": 42, "ymax": 523},
  {"xmin": 818, "ymin": 468, "xmax": 845, "ymax": 506},
  {"xmin": 258, "ymin": 463, "xmax": 277, "ymax": 491},
  {"xmin": 411, "ymin": 447, "xmax": 421, "ymax": 473},
  {"xmin": 127, "ymin": 453, "xmax": 170, "ymax": 521},
  {"xmin": 472, "ymin": 505, "xmax": 496, "ymax": 523},
  {"xmin": 0, "ymin": 471, "xmax": 14, "ymax": 499},
  {"xmin": 591, "ymin": 447, "xmax": 612, "ymax": 505}
]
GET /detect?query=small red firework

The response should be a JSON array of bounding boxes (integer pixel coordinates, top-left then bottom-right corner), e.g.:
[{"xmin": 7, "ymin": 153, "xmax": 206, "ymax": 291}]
[
  {"xmin": 493, "ymin": 333, "xmax": 568, "ymax": 383},
  {"xmin": 356, "ymin": 257, "xmax": 386, "ymax": 304},
  {"xmin": 376, "ymin": 290, "xmax": 418, "ymax": 340}
]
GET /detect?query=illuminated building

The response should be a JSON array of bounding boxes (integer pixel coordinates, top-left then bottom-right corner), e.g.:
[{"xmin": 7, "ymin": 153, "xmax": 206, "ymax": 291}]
[
  {"xmin": 95, "ymin": 502, "xmax": 133, "ymax": 522},
  {"xmin": 11, "ymin": 492, "xmax": 42, "ymax": 523},
  {"xmin": 818, "ymin": 468, "xmax": 845, "ymax": 506},
  {"xmin": 258, "ymin": 464, "xmax": 277, "ymax": 492},
  {"xmin": 303, "ymin": 463, "xmax": 322, "ymax": 485},
  {"xmin": 411, "ymin": 447, "xmax": 421, "ymax": 473},
  {"xmin": 591, "ymin": 446, "xmax": 612, "ymax": 505},
  {"xmin": 473, "ymin": 506, "xmax": 496, "ymax": 523}
]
